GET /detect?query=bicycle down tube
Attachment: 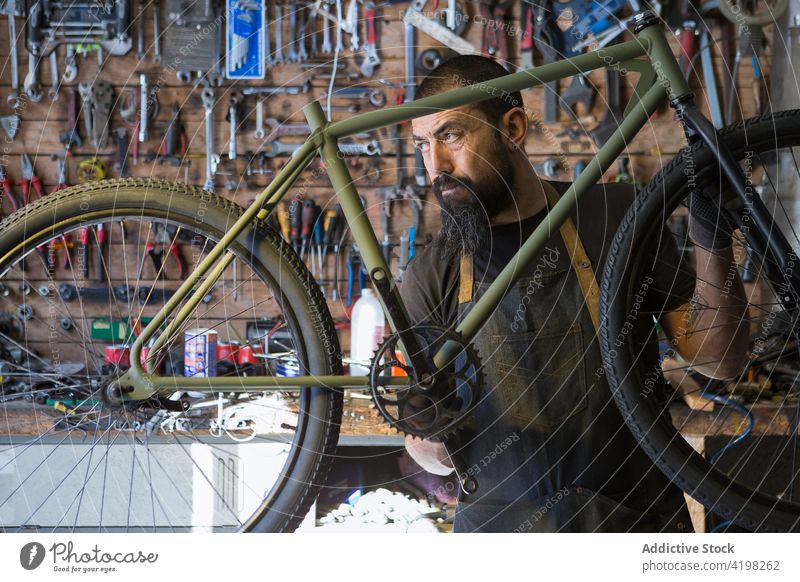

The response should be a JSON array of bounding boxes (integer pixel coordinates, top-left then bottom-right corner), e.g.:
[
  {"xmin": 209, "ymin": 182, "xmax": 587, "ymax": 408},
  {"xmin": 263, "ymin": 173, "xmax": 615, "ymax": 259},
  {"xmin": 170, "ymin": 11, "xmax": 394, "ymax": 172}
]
[{"xmin": 118, "ymin": 19, "xmax": 687, "ymax": 400}]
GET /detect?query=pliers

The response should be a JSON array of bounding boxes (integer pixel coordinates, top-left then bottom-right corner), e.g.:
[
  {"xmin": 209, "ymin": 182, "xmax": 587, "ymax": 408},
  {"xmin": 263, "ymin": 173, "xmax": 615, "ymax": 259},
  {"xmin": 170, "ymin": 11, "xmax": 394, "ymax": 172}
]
[
  {"xmin": 48, "ymin": 158, "xmax": 72, "ymax": 271},
  {"xmin": 138, "ymin": 223, "xmax": 187, "ymax": 280},
  {"xmin": 0, "ymin": 165, "xmax": 21, "ymax": 215},
  {"xmin": 20, "ymin": 153, "xmax": 45, "ymax": 206}
]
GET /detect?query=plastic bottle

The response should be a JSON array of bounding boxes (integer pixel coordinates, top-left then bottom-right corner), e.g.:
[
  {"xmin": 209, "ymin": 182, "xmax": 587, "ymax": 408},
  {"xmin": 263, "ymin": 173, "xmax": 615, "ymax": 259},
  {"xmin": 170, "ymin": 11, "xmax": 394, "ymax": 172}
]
[{"xmin": 349, "ymin": 288, "xmax": 385, "ymax": 375}]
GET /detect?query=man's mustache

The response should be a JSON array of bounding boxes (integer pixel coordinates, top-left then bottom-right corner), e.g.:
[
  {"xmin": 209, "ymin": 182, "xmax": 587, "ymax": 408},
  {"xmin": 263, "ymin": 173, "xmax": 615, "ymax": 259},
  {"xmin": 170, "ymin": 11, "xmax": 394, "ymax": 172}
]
[{"xmin": 432, "ymin": 174, "xmax": 474, "ymax": 196}]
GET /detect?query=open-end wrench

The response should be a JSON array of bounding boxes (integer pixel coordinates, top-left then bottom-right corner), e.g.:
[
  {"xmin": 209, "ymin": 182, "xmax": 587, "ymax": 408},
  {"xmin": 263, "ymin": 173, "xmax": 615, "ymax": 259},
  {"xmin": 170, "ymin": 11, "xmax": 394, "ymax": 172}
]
[
  {"xmin": 346, "ymin": 0, "xmax": 360, "ymax": 51},
  {"xmin": 254, "ymin": 99, "xmax": 266, "ymax": 139},
  {"xmin": 287, "ymin": 4, "xmax": 298, "ymax": 62},
  {"xmin": 136, "ymin": 0, "xmax": 145, "ymax": 59},
  {"xmin": 227, "ymin": 90, "xmax": 242, "ymax": 160},
  {"xmin": 7, "ymin": 15, "xmax": 20, "ymax": 108},
  {"xmin": 321, "ymin": 1, "xmax": 332, "ymax": 54},
  {"xmin": 263, "ymin": 118, "xmax": 311, "ymax": 141},
  {"xmin": 262, "ymin": 140, "xmax": 304, "ymax": 157},
  {"xmin": 273, "ymin": 3, "xmax": 285, "ymax": 65},
  {"xmin": 360, "ymin": 2, "xmax": 381, "ymax": 77},
  {"xmin": 24, "ymin": 52, "xmax": 43, "ymax": 103},
  {"xmin": 153, "ymin": 0, "xmax": 162, "ymax": 64},
  {"xmin": 334, "ymin": 0, "xmax": 344, "ymax": 52},
  {"xmin": 202, "ymin": 87, "xmax": 216, "ymax": 192},
  {"xmin": 297, "ymin": 5, "xmax": 308, "ymax": 61},
  {"xmin": 405, "ymin": 0, "xmax": 428, "ymax": 187},
  {"xmin": 139, "ymin": 73, "xmax": 149, "ymax": 143},
  {"xmin": 48, "ymin": 50, "xmax": 59, "ymax": 100}
]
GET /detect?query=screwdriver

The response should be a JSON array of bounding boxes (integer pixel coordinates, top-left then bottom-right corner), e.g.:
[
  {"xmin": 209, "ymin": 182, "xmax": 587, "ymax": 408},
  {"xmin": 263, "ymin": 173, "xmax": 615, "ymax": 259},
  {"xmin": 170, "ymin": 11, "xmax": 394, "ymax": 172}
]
[
  {"xmin": 312, "ymin": 207, "xmax": 324, "ymax": 279},
  {"xmin": 276, "ymin": 202, "xmax": 290, "ymax": 242},
  {"xmin": 300, "ymin": 199, "xmax": 317, "ymax": 260},
  {"xmin": 328, "ymin": 204, "xmax": 346, "ymax": 300},
  {"xmin": 289, "ymin": 198, "xmax": 302, "ymax": 253}
]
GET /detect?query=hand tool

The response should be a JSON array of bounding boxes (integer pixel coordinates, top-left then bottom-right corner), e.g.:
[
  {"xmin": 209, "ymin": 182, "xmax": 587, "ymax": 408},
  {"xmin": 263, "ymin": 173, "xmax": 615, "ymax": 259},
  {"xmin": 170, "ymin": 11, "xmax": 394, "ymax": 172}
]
[
  {"xmin": 47, "ymin": 158, "xmax": 71, "ymax": 272},
  {"xmin": 0, "ymin": 165, "xmax": 21, "ymax": 215},
  {"xmin": 20, "ymin": 153, "xmax": 49, "ymax": 267},
  {"xmin": 153, "ymin": 0, "xmax": 162, "ymax": 64},
  {"xmin": 6, "ymin": 8, "xmax": 21, "ymax": 108},
  {"xmin": 59, "ymin": 88, "xmax": 82, "ymax": 153},
  {"xmin": 403, "ymin": 1, "xmax": 430, "ymax": 187},
  {"xmin": 289, "ymin": 198, "xmax": 302, "ymax": 253},
  {"xmin": 202, "ymin": 86, "xmax": 217, "ymax": 192},
  {"xmin": 300, "ymin": 199, "xmax": 317, "ymax": 260},
  {"xmin": 137, "ymin": 223, "xmax": 187, "ymax": 281},
  {"xmin": 228, "ymin": 90, "xmax": 243, "ymax": 160},
  {"xmin": 346, "ymin": 243, "xmax": 366, "ymax": 307},
  {"xmin": 274, "ymin": 1, "xmax": 285, "ymax": 65},
  {"xmin": 360, "ymin": 2, "xmax": 381, "ymax": 77},
  {"xmin": 114, "ymin": 128, "xmax": 131, "ymax": 178},
  {"xmin": 48, "ymin": 49, "xmax": 59, "ymax": 100}
]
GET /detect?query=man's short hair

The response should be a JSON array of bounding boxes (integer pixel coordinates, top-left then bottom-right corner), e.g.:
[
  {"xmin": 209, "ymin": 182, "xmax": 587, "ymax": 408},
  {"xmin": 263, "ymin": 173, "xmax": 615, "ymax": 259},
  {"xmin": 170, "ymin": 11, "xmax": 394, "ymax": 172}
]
[{"xmin": 416, "ymin": 55, "xmax": 524, "ymax": 128}]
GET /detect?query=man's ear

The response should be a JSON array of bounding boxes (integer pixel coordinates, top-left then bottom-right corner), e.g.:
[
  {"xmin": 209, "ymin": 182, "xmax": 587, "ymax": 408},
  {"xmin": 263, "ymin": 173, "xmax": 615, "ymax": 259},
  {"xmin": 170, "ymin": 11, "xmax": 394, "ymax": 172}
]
[{"xmin": 503, "ymin": 107, "xmax": 528, "ymax": 151}]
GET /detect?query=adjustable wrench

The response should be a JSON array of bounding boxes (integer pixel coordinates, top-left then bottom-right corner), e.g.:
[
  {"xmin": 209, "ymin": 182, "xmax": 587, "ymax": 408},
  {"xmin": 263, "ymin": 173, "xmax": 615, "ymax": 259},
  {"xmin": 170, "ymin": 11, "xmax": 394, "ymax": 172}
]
[
  {"xmin": 7, "ymin": 15, "xmax": 20, "ymax": 108},
  {"xmin": 201, "ymin": 87, "xmax": 216, "ymax": 192},
  {"xmin": 360, "ymin": 2, "xmax": 381, "ymax": 77}
]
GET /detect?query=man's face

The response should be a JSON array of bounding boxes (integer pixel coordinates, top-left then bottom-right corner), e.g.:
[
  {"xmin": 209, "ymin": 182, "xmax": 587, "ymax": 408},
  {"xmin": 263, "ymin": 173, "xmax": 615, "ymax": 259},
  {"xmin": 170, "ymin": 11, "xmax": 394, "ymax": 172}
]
[{"xmin": 412, "ymin": 105, "xmax": 516, "ymax": 259}]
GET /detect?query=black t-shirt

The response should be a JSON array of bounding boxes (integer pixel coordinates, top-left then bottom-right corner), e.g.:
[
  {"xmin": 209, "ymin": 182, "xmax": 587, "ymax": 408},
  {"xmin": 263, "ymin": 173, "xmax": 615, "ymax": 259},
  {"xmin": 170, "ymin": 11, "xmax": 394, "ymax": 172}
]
[{"xmin": 400, "ymin": 180, "xmax": 696, "ymax": 329}]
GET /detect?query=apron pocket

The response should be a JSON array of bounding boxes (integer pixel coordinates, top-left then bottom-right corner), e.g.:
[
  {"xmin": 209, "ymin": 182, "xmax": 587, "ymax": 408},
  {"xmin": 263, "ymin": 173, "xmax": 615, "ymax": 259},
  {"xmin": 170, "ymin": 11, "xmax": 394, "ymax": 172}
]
[{"xmin": 491, "ymin": 324, "xmax": 588, "ymax": 428}]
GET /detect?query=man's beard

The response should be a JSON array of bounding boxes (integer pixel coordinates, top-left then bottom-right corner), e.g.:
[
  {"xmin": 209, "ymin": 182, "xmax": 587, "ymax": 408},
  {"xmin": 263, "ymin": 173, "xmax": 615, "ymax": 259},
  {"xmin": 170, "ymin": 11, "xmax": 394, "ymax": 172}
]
[{"xmin": 432, "ymin": 144, "xmax": 516, "ymax": 262}]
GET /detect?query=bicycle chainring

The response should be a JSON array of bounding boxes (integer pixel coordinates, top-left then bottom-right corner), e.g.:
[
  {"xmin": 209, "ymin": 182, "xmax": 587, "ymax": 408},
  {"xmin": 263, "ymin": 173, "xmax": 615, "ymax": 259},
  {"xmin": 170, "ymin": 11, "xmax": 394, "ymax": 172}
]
[{"xmin": 368, "ymin": 326, "xmax": 483, "ymax": 441}]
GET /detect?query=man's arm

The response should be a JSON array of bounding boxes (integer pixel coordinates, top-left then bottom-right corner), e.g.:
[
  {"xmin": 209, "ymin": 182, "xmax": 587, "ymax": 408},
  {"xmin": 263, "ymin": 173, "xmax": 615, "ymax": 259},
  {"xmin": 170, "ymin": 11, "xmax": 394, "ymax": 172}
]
[
  {"xmin": 660, "ymin": 244, "xmax": 749, "ymax": 379},
  {"xmin": 398, "ymin": 252, "xmax": 455, "ymax": 475}
]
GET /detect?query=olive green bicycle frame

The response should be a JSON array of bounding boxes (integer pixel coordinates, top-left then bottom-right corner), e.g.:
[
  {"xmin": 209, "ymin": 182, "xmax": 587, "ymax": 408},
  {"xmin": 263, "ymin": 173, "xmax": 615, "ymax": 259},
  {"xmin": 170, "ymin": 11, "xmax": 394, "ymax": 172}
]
[{"xmin": 119, "ymin": 22, "xmax": 691, "ymax": 401}]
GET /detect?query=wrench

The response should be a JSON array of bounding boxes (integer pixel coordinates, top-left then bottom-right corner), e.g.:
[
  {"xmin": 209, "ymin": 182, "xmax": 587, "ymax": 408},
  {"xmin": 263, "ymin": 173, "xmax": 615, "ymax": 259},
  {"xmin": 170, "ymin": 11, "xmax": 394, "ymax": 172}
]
[
  {"xmin": 254, "ymin": 99, "xmax": 266, "ymax": 139},
  {"xmin": 321, "ymin": 1, "xmax": 332, "ymax": 54},
  {"xmin": 360, "ymin": 2, "xmax": 381, "ymax": 77},
  {"xmin": 227, "ymin": 90, "xmax": 242, "ymax": 160},
  {"xmin": 63, "ymin": 44, "xmax": 78, "ymax": 82},
  {"xmin": 136, "ymin": 0, "xmax": 145, "ymax": 59},
  {"xmin": 287, "ymin": 4, "xmax": 298, "ymax": 62},
  {"xmin": 153, "ymin": 0, "xmax": 162, "ymax": 64},
  {"xmin": 346, "ymin": 0, "xmax": 359, "ymax": 51},
  {"xmin": 273, "ymin": 3, "xmax": 285, "ymax": 66},
  {"xmin": 202, "ymin": 87, "xmax": 216, "ymax": 192},
  {"xmin": 262, "ymin": 140, "xmax": 304, "ymax": 157},
  {"xmin": 265, "ymin": 0, "xmax": 273, "ymax": 69},
  {"xmin": 48, "ymin": 50, "xmax": 59, "ymax": 100},
  {"xmin": 7, "ymin": 15, "xmax": 20, "ymax": 108},
  {"xmin": 334, "ymin": 0, "xmax": 344, "ymax": 52},
  {"xmin": 139, "ymin": 73, "xmax": 150, "ymax": 143},
  {"xmin": 24, "ymin": 52, "xmax": 43, "ymax": 103},
  {"xmin": 263, "ymin": 118, "xmax": 311, "ymax": 141},
  {"xmin": 297, "ymin": 5, "xmax": 308, "ymax": 61}
]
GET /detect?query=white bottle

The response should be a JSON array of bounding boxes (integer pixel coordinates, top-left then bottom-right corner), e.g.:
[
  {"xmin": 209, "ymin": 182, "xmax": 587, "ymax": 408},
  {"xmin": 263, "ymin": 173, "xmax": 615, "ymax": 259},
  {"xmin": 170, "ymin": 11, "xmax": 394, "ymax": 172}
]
[{"xmin": 349, "ymin": 288, "xmax": 385, "ymax": 376}]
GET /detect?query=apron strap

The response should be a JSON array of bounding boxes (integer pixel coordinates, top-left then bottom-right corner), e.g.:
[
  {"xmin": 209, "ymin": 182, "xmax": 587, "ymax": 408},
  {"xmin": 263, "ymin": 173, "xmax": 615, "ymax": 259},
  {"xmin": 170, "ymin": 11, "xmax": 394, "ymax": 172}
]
[
  {"xmin": 457, "ymin": 182, "xmax": 601, "ymax": 332},
  {"xmin": 543, "ymin": 182, "xmax": 601, "ymax": 332}
]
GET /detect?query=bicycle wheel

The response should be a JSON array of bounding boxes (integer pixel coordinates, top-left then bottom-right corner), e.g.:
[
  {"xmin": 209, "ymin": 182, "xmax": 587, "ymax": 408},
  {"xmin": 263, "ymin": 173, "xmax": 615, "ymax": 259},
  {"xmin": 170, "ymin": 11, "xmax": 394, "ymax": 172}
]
[
  {"xmin": 0, "ymin": 179, "xmax": 343, "ymax": 532},
  {"xmin": 601, "ymin": 110, "xmax": 800, "ymax": 532}
]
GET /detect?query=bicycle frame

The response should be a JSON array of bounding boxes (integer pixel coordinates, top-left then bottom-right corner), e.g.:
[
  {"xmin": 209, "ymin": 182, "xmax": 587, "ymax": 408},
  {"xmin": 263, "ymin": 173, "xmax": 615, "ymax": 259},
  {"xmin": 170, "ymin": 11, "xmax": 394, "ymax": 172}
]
[{"xmin": 117, "ymin": 16, "xmax": 780, "ymax": 401}]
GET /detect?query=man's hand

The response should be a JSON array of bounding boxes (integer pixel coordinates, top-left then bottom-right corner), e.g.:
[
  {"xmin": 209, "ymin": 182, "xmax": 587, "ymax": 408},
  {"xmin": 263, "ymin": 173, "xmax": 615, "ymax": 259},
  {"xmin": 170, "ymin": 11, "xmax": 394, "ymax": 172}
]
[{"xmin": 404, "ymin": 435, "xmax": 455, "ymax": 476}]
